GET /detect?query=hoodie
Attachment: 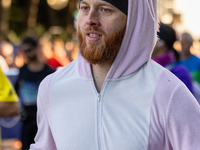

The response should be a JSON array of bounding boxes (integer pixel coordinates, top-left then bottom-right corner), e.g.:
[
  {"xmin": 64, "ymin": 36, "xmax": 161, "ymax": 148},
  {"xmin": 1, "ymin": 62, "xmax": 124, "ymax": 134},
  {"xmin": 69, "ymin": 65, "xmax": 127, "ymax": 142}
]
[{"xmin": 30, "ymin": 0, "xmax": 200, "ymax": 150}]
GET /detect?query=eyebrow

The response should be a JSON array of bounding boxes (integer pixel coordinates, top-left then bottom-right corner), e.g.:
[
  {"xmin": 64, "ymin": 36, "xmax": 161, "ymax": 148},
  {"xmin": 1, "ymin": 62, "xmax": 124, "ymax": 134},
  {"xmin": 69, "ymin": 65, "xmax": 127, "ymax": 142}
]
[
  {"xmin": 80, "ymin": 0, "xmax": 114, "ymax": 7},
  {"xmin": 80, "ymin": 1, "xmax": 88, "ymax": 5}
]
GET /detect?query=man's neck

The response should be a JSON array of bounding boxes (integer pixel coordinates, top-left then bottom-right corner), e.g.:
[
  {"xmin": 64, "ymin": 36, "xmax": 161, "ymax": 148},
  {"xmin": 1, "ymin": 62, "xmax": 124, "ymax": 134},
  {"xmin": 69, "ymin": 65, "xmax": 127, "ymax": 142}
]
[
  {"xmin": 180, "ymin": 51, "xmax": 192, "ymax": 60},
  {"xmin": 91, "ymin": 63, "xmax": 112, "ymax": 93},
  {"xmin": 27, "ymin": 60, "xmax": 45, "ymax": 72}
]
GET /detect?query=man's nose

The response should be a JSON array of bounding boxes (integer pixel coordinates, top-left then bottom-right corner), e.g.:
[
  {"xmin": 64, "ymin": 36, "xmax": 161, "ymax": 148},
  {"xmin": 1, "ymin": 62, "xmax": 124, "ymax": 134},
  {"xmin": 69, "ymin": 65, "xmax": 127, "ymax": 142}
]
[{"xmin": 86, "ymin": 9, "xmax": 100, "ymax": 26}]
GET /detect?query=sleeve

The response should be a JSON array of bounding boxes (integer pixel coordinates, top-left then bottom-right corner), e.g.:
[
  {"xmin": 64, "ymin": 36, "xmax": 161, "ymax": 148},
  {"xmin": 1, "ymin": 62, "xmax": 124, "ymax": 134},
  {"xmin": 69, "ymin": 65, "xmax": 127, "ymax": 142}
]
[
  {"xmin": 166, "ymin": 83, "xmax": 200, "ymax": 150},
  {"xmin": 0, "ymin": 69, "xmax": 18, "ymax": 102},
  {"xmin": 29, "ymin": 74, "xmax": 57, "ymax": 150}
]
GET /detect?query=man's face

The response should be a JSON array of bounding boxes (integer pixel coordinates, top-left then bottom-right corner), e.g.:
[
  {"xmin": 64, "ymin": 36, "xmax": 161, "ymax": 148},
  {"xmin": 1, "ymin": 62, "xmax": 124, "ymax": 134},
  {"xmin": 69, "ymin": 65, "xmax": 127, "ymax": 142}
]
[
  {"xmin": 181, "ymin": 36, "xmax": 192, "ymax": 54},
  {"xmin": 78, "ymin": 0, "xmax": 127, "ymax": 64},
  {"xmin": 21, "ymin": 44, "xmax": 38, "ymax": 62}
]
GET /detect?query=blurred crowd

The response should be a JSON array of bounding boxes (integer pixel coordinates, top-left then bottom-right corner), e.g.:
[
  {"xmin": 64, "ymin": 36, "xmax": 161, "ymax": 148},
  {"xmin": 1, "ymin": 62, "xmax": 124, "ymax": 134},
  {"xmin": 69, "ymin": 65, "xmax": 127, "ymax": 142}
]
[
  {"xmin": 152, "ymin": 23, "xmax": 200, "ymax": 104},
  {"xmin": 0, "ymin": 37, "xmax": 79, "ymax": 74},
  {"xmin": 0, "ymin": 36, "xmax": 79, "ymax": 150},
  {"xmin": 1, "ymin": 23, "xmax": 200, "ymax": 150}
]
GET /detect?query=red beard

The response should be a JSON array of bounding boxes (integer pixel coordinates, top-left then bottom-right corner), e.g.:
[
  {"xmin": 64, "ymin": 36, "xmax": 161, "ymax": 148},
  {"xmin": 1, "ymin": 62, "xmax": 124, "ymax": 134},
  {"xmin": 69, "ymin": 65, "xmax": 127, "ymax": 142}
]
[{"xmin": 78, "ymin": 25, "xmax": 126, "ymax": 64}]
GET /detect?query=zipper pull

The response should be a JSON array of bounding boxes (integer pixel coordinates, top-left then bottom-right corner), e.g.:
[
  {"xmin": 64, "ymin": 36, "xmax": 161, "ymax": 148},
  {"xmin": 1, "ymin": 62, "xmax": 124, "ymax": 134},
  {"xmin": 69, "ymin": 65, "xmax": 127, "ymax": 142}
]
[{"xmin": 97, "ymin": 94, "xmax": 100, "ymax": 101}]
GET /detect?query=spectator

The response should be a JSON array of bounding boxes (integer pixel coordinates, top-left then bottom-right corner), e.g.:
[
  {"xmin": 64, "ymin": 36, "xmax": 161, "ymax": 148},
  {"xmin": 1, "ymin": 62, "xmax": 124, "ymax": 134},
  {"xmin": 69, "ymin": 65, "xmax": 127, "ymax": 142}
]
[
  {"xmin": 0, "ymin": 55, "xmax": 9, "ymax": 73},
  {"xmin": 0, "ymin": 67, "xmax": 19, "ymax": 118},
  {"xmin": 0, "ymin": 66, "xmax": 19, "ymax": 148},
  {"xmin": 15, "ymin": 36, "xmax": 55, "ymax": 150},
  {"xmin": 178, "ymin": 32, "xmax": 200, "ymax": 84},
  {"xmin": 152, "ymin": 23, "xmax": 193, "ymax": 93},
  {"xmin": 0, "ymin": 41, "xmax": 15, "ymax": 68},
  {"xmin": 39, "ymin": 38, "xmax": 54, "ymax": 65},
  {"xmin": 47, "ymin": 38, "xmax": 70, "ymax": 70}
]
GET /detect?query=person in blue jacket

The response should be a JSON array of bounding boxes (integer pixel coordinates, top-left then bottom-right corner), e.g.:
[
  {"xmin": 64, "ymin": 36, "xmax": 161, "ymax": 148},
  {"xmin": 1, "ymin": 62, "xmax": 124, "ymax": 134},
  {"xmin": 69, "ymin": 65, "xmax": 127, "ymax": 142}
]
[{"xmin": 152, "ymin": 23, "xmax": 193, "ymax": 93}]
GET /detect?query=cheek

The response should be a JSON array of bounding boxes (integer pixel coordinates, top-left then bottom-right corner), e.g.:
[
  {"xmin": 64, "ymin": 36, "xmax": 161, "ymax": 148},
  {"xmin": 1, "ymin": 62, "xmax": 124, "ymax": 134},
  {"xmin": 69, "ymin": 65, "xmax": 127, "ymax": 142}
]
[
  {"xmin": 77, "ymin": 16, "xmax": 85, "ymax": 28},
  {"xmin": 119, "ymin": 17, "xmax": 127, "ymax": 30},
  {"xmin": 77, "ymin": 22, "xmax": 84, "ymax": 35},
  {"xmin": 106, "ymin": 17, "xmax": 127, "ymax": 33}
]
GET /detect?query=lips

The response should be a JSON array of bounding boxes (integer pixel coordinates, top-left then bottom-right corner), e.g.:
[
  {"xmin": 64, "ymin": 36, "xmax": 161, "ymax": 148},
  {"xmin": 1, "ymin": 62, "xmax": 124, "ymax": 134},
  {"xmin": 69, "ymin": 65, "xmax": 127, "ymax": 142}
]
[{"xmin": 86, "ymin": 31, "xmax": 102, "ymax": 41}]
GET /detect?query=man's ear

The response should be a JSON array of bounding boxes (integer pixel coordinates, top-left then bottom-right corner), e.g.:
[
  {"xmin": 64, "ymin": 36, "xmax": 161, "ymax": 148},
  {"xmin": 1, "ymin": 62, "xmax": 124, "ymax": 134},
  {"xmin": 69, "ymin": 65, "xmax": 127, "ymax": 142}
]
[
  {"xmin": 158, "ymin": 39, "xmax": 165, "ymax": 47},
  {"xmin": 160, "ymin": 41, "xmax": 169, "ymax": 52}
]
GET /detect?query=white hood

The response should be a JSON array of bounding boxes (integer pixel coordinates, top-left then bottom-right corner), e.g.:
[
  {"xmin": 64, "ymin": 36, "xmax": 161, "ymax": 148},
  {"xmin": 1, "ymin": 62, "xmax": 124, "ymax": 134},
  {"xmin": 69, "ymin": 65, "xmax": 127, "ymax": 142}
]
[{"xmin": 78, "ymin": 0, "xmax": 158, "ymax": 79}]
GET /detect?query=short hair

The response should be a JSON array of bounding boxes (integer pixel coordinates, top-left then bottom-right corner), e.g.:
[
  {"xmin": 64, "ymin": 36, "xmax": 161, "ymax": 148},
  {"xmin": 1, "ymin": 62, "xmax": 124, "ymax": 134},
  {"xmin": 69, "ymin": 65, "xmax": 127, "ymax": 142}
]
[
  {"xmin": 157, "ymin": 23, "xmax": 177, "ymax": 49},
  {"xmin": 21, "ymin": 36, "xmax": 39, "ymax": 48},
  {"xmin": 181, "ymin": 32, "xmax": 194, "ymax": 44},
  {"xmin": 157, "ymin": 23, "xmax": 180, "ymax": 61}
]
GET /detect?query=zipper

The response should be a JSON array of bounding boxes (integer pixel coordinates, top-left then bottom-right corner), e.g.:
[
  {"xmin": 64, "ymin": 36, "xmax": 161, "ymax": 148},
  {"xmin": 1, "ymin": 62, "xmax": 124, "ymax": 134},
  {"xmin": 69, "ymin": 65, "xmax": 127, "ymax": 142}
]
[
  {"xmin": 97, "ymin": 93, "xmax": 102, "ymax": 150},
  {"xmin": 92, "ymin": 79, "xmax": 107, "ymax": 150},
  {"xmin": 97, "ymin": 94, "xmax": 100, "ymax": 101}
]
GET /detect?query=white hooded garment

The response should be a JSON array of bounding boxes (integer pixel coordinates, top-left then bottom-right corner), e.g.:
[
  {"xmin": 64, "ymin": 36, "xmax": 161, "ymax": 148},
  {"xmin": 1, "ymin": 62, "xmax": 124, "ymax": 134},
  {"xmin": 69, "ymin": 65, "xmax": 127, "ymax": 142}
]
[{"xmin": 30, "ymin": 0, "xmax": 200, "ymax": 149}]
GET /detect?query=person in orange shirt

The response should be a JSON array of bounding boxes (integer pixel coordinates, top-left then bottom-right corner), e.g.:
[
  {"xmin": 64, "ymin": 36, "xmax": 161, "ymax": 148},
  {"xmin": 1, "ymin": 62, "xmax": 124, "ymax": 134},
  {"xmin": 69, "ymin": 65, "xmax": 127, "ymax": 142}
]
[{"xmin": 46, "ymin": 38, "xmax": 70, "ymax": 69}]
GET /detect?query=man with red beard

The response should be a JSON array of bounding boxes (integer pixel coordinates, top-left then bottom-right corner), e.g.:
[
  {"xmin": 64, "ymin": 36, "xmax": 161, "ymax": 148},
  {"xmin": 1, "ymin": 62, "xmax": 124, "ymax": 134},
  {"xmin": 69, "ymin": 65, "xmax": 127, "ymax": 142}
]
[{"xmin": 30, "ymin": 0, "xmax": 200, "ymax": 150}]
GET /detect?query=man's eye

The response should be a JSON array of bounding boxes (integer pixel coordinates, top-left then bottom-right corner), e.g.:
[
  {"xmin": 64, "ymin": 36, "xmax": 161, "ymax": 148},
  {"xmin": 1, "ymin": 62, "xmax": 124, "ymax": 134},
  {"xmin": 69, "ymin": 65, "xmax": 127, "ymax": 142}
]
[
  {"xmin": 101, "ymin": 8, "xmax": 111, "ymax": 13},
  {"xmin": 81, "ymin": 6, "xmax": 89, "ymax": 11}
]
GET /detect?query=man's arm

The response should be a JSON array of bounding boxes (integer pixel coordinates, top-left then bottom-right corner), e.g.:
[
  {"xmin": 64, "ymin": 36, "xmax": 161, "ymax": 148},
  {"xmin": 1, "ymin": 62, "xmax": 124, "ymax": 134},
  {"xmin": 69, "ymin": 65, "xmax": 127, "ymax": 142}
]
[
  {"xmin": 166, "ymin": 83, "xmax": 200, "ymax": 149},
  {"xmin": 29, "ymin": 73, "xmax": 56, "ymax": 150},
  {"xmin": 0, "ymin": 102, "xmax": 19, "ymax": 118}
]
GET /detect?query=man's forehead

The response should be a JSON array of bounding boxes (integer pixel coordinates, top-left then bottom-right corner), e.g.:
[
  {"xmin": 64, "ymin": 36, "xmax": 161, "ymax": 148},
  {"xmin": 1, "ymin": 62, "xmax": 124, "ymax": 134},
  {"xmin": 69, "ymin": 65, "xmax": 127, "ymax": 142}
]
[{"xmin": 80, "ymin": 0, "xmax": 128, "ymax": 15}]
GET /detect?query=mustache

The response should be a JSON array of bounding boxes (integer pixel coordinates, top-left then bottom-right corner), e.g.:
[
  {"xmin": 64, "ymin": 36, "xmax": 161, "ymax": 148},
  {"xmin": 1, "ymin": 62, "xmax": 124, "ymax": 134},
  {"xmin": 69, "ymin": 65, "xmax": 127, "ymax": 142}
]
[{"xmin": 84, "ymin": 26, "xmax": 106, "ymax": 35}]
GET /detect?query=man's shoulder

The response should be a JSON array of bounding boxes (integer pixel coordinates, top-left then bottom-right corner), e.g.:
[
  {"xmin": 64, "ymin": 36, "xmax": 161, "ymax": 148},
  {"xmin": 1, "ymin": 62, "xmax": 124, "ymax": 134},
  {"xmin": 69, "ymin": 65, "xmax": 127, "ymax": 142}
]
[
  {"xmin": 187, "ymin": 55, "xmax": 200, "ymax": 69},
  {"xmin": 185, "ymin": 55, "xmax": 200, "ymax": 64},
  {"xmin": 148, "ymin": 60, "xmax": 184, "ymax": 92},
  {"xmin": 19, "ymin": 64, "xmax": 28, "ymax": 71},
  {"xmin": 50, "ymin": 59, "xmax": 78, "ymax": 81},
  {"xmin": 151, "ymin": 60, "xmax": 194, "ymax": 110},
  {"xmin": 56, "ymin": 59, "xmax": 77, "ymax": 72},
  {"xmin": 191, "ymin": 54, "xmax": 200, "ymax": 60}
]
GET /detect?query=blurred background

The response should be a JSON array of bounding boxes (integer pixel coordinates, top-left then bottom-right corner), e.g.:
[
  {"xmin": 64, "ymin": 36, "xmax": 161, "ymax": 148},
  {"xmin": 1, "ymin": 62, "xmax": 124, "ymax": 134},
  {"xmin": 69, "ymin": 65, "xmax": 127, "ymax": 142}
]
[
  {"xmin": 158, "ymin": 0, "xmax": 200, "ymax": 56},
  {"xmin": 1, "ymin": 0, "xmax": 200, "ymax": 149},
  {"xmin": 0, "ymin": 1, "xmax": 78, "ymax": 150},
  {"xmin": 1, "ymin": 0, "xmax": 200, "ymax": 55},
  {"xmin": 0, "ymin": 0, "xmax": 78, "ymax": 43}
]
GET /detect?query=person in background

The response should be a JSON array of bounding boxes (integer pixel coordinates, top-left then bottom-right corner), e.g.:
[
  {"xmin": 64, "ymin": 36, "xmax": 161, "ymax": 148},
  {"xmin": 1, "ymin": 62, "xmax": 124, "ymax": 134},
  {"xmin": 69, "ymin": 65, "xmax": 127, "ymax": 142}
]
[
  {"xmin": 0, "ymin": 41, "xmax": 20, "ymax": 80},
  {"xmin": 0, "ymin": 67, "xmax": 19, "ymax": 149},
  {"xmin": 0, "ymin": 41, "xmax": 15, "ymax": 68},
  {"xmin": 152, "ymin": 23, "xmax": 193, "ymax": 93},
  {"xmin": 46, "ymin": 38, "xmax": 70, "ymax": 70},
  {"xmin": 174, "ymin": 32, "xmax": 200, "ymax": 104},
  {"xmin": 30, "ymin": 0, "xmax": 200, "ymax": 149},
  {"xmin": 39, "ymin": 38, "xmax": 54, "ymax": 66},
  {"xmin": 0, "ymin": 67, "xmax": 19, "ymax": 118},
  {"xmin": 15, "ymin": 36, "xmax": 55, "ymax": 150},
  {"xmin": 177, "ymin": 32, "xmax": 200, "ymax": 84},
  {"xmin": 0, "ymin": 55, "xmax": 9, "ymax": 73}
]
